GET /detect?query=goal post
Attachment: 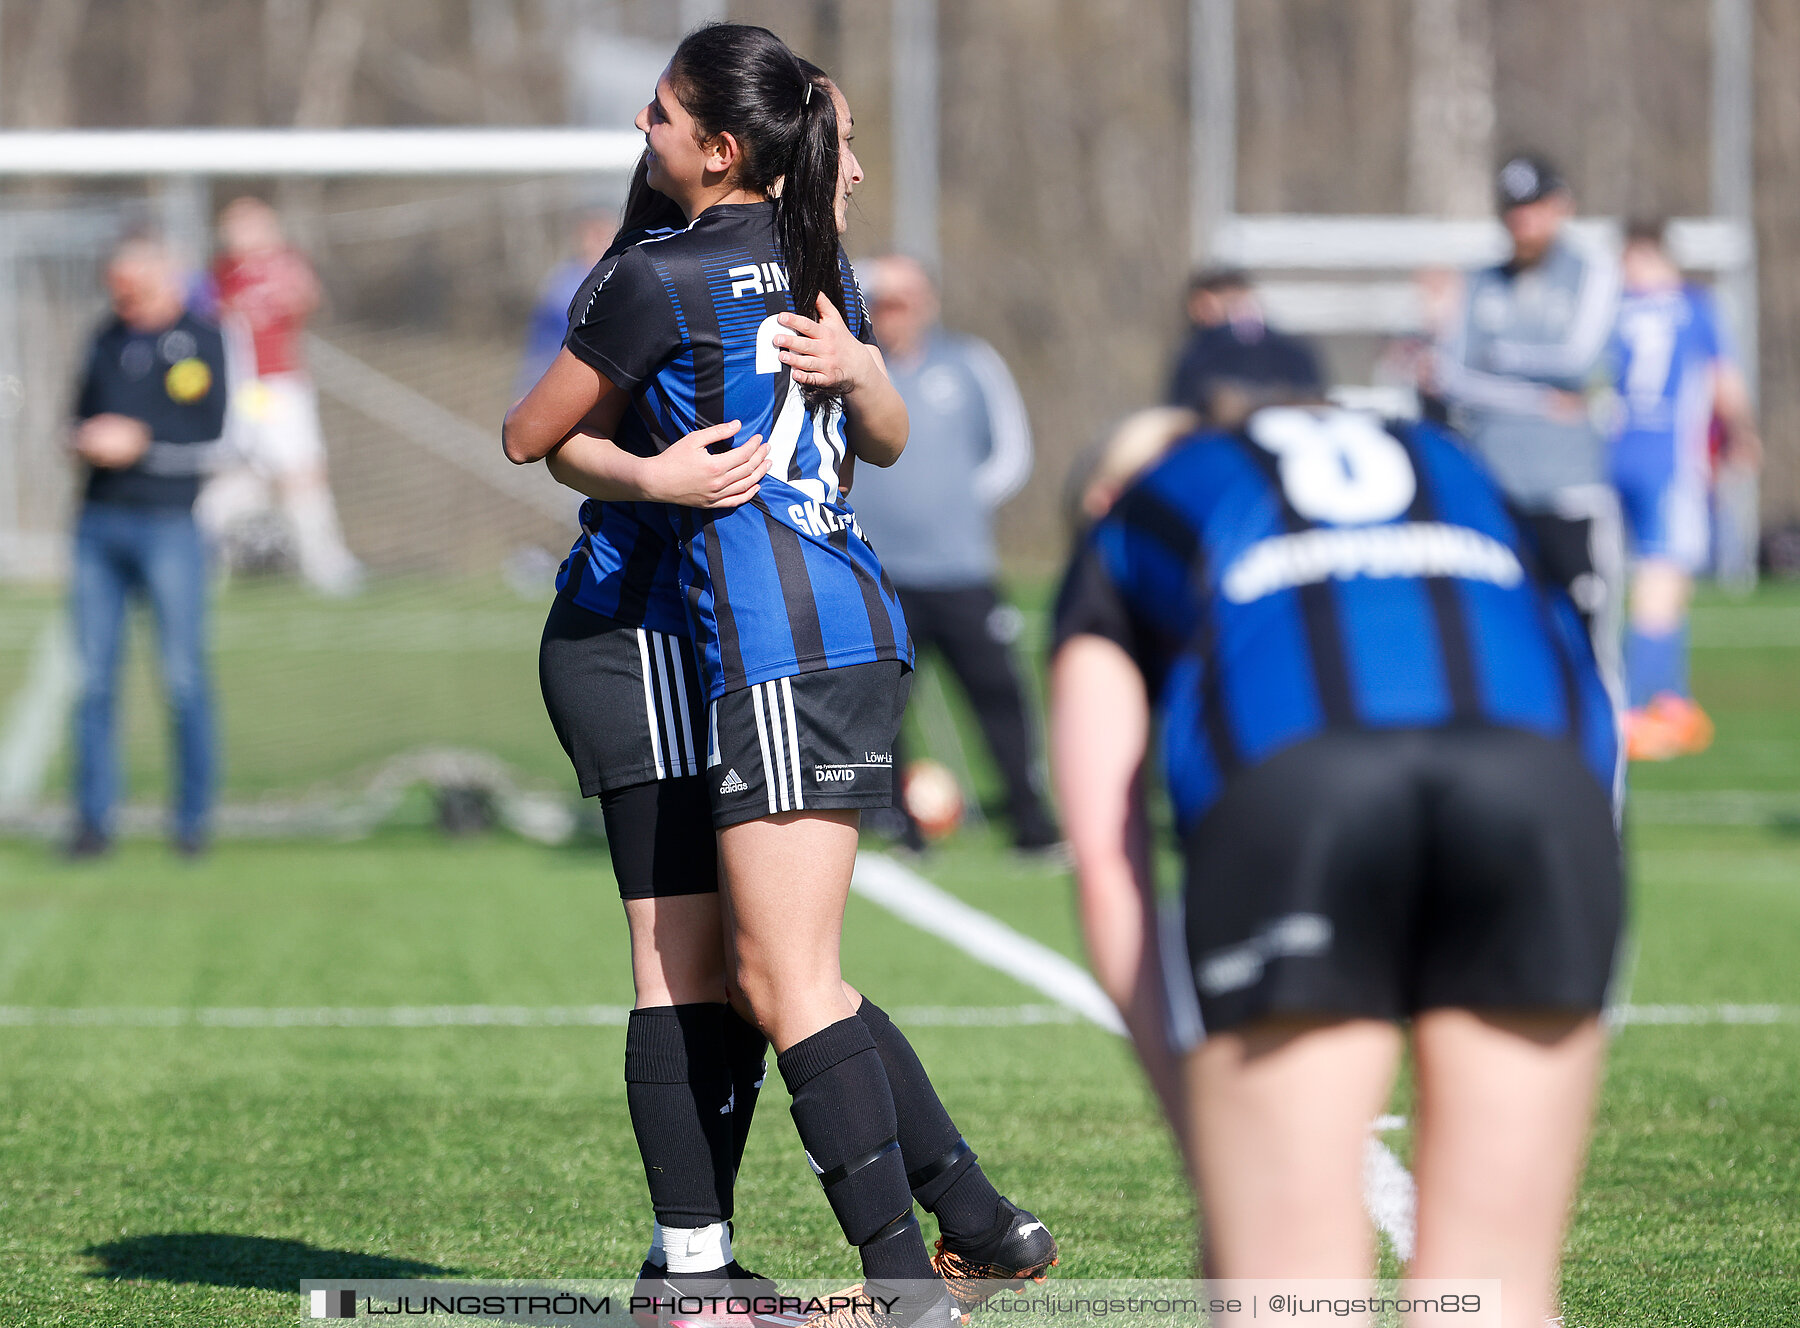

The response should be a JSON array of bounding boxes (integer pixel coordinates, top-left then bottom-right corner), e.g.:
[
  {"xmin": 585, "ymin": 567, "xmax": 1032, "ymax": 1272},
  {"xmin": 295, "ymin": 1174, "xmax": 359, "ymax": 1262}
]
[
  {"xmin": 0, "ymin": 129, "xmax": 642, "ymax": 177},
  {"xmin": 0, "ymin": 129, "xmax": 644, "ymax": 832},
  {"xmin": 1186, "ymin": 0, "xmax": 1760, "ymax": 380}
]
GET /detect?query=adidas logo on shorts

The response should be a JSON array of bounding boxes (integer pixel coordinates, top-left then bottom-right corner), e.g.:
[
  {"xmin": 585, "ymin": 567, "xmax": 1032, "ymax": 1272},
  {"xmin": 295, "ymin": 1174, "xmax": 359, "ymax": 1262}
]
[{"xmin": 719, "ymin": 768, "xmax": 749, "ymax": 795}]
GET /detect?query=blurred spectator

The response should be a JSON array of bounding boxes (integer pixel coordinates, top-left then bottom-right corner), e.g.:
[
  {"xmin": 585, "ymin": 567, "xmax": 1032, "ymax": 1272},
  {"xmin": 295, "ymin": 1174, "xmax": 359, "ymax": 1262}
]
[
  {"xmin": 515, "ymin": 211, "xmax": 619, "ymax": 398},
  {"xmin": 1372, "ymin": 267, "xmax": 1463, "ymax": 424},
  {"xmin": 1609, "ymin": 218, "xmax": 1760, "ymax": 759},
  {"xmin": 1166, "ymin": 267, "xmax": 1324, "ymax": 426},
  {"xmin": 850, "ymin": 254, "xmax": 1060, "ymax": 853},
  {"xmin": 1435, "ymin": 154, "xmax": 1624, "ymax": 691},
  {"xmin": 202, "ymin": 196, "xmax": 362, "ymax": 596},
  {"xmin": 1711, "ymin": 420, "xmax": 1761, "ymax": 593},
  {"xmin": 67, "ymin": 237, "xmax": 230, "ymax": 859}
]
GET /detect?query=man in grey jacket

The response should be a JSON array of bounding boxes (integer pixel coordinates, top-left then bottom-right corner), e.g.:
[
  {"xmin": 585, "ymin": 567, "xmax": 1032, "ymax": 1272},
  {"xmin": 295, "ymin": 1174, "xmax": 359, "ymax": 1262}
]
[
  {"xmin": 1436, "ymin": 155, "xmax": 1625, "ymax": 694},
  {"xmin": 850, "ymin": 255, "xmax": 1060, "ymax": 852}
]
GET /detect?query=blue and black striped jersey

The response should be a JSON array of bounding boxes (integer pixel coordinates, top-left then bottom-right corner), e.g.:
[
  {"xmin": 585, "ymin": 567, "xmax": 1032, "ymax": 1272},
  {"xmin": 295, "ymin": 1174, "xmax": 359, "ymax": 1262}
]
[
  {"xmin": 565, "ymin": 200, "xmax": 911, "ymax": 700},
  {"xmin": 554, "ymin": 497, "xmax": 686, "ymax": 635},
  {"xmin": 552, "ymin": 227, "xmax": 689, "ymax": 634},
  {"xmin": 1054, "ymin": 407, "xmax": 1618, "ymax": 831}
]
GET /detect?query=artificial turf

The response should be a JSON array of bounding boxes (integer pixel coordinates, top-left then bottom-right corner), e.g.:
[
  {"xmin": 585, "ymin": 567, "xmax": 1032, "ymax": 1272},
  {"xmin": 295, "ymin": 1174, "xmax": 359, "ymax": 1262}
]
[{"xmin": 0, "ymin": 583, "xmax": 1794, "ymax": 1324}]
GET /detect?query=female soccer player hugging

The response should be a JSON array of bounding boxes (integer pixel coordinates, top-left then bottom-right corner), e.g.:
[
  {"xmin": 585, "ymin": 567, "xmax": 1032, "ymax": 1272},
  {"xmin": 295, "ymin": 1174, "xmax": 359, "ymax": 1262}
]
[{"xmin": 503, "ymin": 24, "xmax": 1056, "ymax": 1328}]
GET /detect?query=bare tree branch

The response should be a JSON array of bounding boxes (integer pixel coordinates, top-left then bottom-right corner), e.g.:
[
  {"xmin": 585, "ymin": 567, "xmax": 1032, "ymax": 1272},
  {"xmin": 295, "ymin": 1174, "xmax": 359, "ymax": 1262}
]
[
  {"xmin": 293, "ymin": 0, "xmax": 372, "ymax": 127},
  {"xmin": 1408, "ymin": 0, "xmax": 1495, "ymax": 216},
  {"xmin": 13, "ymin": 0, "xmax": 91, "ymax": 128}
]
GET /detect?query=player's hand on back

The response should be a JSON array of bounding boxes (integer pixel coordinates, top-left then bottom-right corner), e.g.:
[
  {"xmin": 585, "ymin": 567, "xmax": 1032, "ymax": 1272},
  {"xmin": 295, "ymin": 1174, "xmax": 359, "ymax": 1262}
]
[
  {"xmin": 774, "ymin": 294, "xmax": 879, "ymax": 396},
  {"xmin": 643, "ymin": 419, "xmax": 770, "ymax": 508}
]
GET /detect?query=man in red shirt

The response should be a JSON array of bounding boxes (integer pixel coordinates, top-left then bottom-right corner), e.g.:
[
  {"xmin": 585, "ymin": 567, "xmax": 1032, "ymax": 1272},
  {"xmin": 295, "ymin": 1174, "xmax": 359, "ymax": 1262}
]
[{"xmin": 204, "ymin": 196, "xmax": 362, "ymax": 594}]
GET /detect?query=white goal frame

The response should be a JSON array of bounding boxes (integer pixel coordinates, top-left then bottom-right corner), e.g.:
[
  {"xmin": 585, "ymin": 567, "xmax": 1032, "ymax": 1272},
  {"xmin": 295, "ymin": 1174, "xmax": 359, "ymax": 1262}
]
[{"xmin": 1187, "ymin": 0, "xmax": 1760, "ymax": 396}]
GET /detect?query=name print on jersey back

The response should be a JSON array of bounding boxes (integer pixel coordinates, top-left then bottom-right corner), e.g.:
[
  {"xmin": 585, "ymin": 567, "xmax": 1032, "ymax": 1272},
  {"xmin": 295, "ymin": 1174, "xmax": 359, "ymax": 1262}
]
[
  {"xmin": 729, "ymin": 262, "xmax": 790, "ymax": 299},
  {"xmin": 1055, "ymin": 407, "xmax": 1619, "ymax": 832}
]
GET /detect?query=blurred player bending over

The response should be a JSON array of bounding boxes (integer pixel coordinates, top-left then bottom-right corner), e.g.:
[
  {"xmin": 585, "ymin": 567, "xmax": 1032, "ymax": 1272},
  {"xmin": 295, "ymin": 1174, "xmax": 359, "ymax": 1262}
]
[
  {"xmin": 1610, "ymin": 219, "xmax": 1761, "ymax": 760},
  {"xmin": 1437, "ymin": 155, "xmax": 1624, "ymax": 694},
  {"xmin": 1051, "ymin": 400, "xmax": 1621, "ymax": 1328},
  {"xmin": 203, "ymin": 196, "xmax": 363, "ymax": 595}
]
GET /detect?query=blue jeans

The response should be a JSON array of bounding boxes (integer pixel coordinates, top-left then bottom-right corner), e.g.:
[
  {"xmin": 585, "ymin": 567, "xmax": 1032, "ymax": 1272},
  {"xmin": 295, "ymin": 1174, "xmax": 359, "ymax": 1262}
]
[{"xmin": 71, "ymin": 504, "xmax": 215, "ymax": 838}]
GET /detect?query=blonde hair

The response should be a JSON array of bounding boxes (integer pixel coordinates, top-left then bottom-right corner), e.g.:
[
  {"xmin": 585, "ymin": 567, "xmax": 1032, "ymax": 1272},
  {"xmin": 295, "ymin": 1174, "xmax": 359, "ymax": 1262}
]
[{"xmin": 1069, "ymin": 407, "xmax": 1201, "ymax": 528}]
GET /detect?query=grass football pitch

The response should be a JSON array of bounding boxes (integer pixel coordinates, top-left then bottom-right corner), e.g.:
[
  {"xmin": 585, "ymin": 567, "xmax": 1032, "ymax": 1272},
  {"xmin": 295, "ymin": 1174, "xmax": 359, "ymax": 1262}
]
[{"xmin": 0, "ymin": 581, "xmax": 1796, "ymax": 1325}]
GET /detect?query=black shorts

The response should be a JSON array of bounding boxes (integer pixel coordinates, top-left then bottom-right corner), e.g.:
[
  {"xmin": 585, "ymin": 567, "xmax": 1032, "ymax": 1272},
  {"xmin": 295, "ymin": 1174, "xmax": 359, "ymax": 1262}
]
[
  {"xmin": 539, "ymin": 596, "xmax": 707, "ymax": 796},
  {"xmin": 1182, "ymin": 727, "xmax": 1623, "ymax": 1033},
  {"xmin": 706, "ymin": 661, "xmax": 912, "ymax": 829},
  {"xmin": 1518, "ymin": 488, "xmax": 1625, "ymax": 693},
  {"xmin": 539, "ymin": 597, "xmax": 717, "ymax": 900},
  {"xmin": 1520, "ymin": 509, "xmax": 1604, "ymax": 633}
]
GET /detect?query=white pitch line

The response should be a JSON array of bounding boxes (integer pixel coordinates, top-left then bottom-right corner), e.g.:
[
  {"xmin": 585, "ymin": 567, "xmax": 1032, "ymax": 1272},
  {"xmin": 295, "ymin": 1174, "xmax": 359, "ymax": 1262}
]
[
  {"xmin": 1628, "ymin": 789, "xmax": 1800, "ymax": 825},
  {"xmin": 1609, "ymin": 1003, "xmax": 1800, "ymax": 1027},
  {"xmin": 1362, "ymin": 1135, "xmax": 1418, "ymax": 1263},
  {"xmin": 850, "ymin": 852, "xmax": 1126, "ymax": 1034},
  {"xmin": 22, "ymin": 997, "xmax": 1781, "ymax": 1031},
  {"xmin": 849, "ymin": 853, "xmax": 1419, "ymax": 1257},
  {"xmin": 0, "ymin": 1003, "xmax": 1083, "ymax": 1030},
  {"xmin": 0, "ymin": 619, "xmax": 75, "ymax": 813}
]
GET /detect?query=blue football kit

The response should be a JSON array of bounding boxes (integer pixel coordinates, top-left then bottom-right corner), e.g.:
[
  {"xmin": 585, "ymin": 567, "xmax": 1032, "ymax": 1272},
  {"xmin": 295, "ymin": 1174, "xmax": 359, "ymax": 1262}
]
[
  {"xmin": 1057, "ymin": 407, "xmax": 1617, "ymax": 830},
  {"xmin": 1610, "ymin": 284, "xmax": 1722, "ymax": 571},
  {"xmin": 562, "ymin": 201, "xmax": 911, "ymax": 703},
  {"xmin": 551, "ymin": 227, "xmax": 690, "ymax": 638},
  {"xmin": 1054, "ymin": 407, "xmax": 1622, "ymax": 1030}
]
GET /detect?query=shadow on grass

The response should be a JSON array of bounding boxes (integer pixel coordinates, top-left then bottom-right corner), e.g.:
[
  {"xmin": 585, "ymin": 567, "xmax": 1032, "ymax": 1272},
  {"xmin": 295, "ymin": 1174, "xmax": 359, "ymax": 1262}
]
[
  {"xmin": 82, "ymin": 1234, "xmax": 643, "ymax": 1325},
  {"xmin": 81, "ymin": 1233, "xmax": 458, "ymax": 1291}
]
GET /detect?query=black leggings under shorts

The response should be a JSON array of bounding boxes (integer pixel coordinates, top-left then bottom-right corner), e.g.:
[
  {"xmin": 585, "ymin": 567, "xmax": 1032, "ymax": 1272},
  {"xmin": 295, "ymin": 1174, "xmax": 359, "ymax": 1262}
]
[{"xmin": 539, "ymin": 595, "xmax": 716, "ymax": 900}]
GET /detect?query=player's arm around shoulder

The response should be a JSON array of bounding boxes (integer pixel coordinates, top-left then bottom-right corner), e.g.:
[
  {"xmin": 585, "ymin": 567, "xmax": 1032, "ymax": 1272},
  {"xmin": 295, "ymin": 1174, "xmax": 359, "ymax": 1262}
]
[
  {"xmin": 508, "ymin": 347, "xmax": 769, "ymax": 508},
  {"xmin": 844, "ymin": 339, "xmax": 908, "ymax": 467}
]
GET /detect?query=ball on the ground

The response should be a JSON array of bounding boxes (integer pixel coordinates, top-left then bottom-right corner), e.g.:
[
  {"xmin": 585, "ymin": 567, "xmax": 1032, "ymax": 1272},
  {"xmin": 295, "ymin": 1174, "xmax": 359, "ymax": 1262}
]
[{"xmin": 902, "ymin": 759, "xmax": 965, "ymax": 841}]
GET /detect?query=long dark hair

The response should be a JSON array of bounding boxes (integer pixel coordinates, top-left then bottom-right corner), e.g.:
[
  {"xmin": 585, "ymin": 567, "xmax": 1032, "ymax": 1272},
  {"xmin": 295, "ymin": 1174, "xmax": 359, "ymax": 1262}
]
[
  {"xmin": 617, "ymin": 153, "xmax": 688, "ymax": 240},
  {"xmin": 667, "ymin": 23, "xmax": 844, "ymax": 331}
]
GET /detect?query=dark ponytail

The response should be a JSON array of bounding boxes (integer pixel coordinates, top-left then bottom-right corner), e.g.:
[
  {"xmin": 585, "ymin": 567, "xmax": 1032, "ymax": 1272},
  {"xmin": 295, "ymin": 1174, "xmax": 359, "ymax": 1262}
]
[{"xmin": 667, "ymin": 23, "xmax": 847, "ymax": 337}]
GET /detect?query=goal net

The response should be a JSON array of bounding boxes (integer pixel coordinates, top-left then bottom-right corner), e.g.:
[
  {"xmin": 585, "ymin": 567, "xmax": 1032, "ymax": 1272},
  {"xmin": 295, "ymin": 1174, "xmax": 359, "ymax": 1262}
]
[{"xmin": 0, "ymin": 166, "xmax": 634, "ymax": 839}]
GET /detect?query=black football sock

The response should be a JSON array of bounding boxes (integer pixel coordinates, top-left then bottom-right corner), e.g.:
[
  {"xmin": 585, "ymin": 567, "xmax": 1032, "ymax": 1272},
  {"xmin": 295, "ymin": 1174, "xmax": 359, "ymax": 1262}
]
[
  {"xmin": 722, "ymin": 1006, "xmax": 769, "ymax": 1176},
  {"xmin": 857, "ymin": 997, "xmax": 1005, "ymax": 1247},
  {"xmin": 777, "ymin": 1016, "xmax": 938, "ymax": 1295},
  {"xmin": 625, "ymin": 1005, "xmax": 737, "ymax": 1231}
]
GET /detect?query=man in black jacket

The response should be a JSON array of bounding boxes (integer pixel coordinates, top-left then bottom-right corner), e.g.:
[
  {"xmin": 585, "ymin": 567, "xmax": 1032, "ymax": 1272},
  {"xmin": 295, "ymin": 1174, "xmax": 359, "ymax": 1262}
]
[
  {"xmin": 67, "ymin": 236, "xmax": 231, "ymax": 858},
  {"xmin": 1167, "ymin": 267, "xmax": 1324, "ymax": 425}
]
